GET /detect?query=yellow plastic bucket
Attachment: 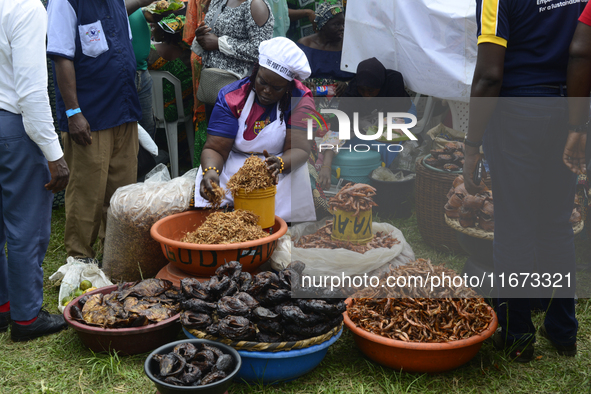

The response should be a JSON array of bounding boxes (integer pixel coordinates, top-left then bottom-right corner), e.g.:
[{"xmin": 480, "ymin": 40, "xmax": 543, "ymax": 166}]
[
  {"xmin": 331, "ymin": 207, "xmax": 373, "ymax": 244},
  {"xmin": 233, "ymin": 186, "xmax": 277, "ymax": 228}
]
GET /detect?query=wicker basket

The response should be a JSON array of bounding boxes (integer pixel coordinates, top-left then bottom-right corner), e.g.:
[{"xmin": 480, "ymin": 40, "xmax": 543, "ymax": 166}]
[
  {"xmin": 415, "ymin": 157, "xmax": 491, "ymax": 253},
  {"xmin": 185, "ymin": 322, "xmax": 342, "ymax": 352}
]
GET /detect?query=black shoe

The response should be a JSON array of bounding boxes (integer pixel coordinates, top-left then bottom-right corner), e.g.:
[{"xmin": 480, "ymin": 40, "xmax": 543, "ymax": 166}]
[
  {"xmin": 10, "ymin": 309, "xmax": 68, "ymax": 342},
  {"xmin": 0, "ymin": 311, "xmax": 9, "ymax": 332},
  {"xmin": 492, "ymin": 332, "xmax": 534, "ymax": 362},
  {"xmin": 538, "ymin": 324, "xmax": 577, "ymax": 357}
]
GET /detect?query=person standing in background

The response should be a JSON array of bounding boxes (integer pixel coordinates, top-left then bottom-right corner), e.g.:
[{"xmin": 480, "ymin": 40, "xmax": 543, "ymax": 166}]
[
  {"xmin": 126, "ymin": 0, "xmax": 162, "ymax": 180},
  {"xmin": 183, "ymin": 0, "xmax": 210, "ymax": 168},
  {"xmin": 0, "ymin": 0, "xmax": 70, "ymax": 341},
  {"xmin": 463, "ymin": 0, "xmax": 584, "ymax": 361},
  {"xmin": 269, "ymin": 0, "xmax": 289, "ymax": 37},
  {"xmin": 286, "ymin": 0, "xmax": 317, "ymax": 42},
  {"xmin": 564, "ymin": 3, "xmax": 591, "ymax": 176},
  {"xmin": 47, "ymin": 0, "xmax": 142, "ymax": 260}
]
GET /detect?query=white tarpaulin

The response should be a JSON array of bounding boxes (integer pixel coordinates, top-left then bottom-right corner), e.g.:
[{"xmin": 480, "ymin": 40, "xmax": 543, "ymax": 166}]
[{"xmin": 341, "ymin": 0, "xmax": 477, "ymax": 101}]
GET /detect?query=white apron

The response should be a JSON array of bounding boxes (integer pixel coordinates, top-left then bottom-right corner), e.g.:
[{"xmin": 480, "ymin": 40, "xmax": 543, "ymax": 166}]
[{"xmin": 194, "ymin": 90, "xmax": 316, "ymax": 223}]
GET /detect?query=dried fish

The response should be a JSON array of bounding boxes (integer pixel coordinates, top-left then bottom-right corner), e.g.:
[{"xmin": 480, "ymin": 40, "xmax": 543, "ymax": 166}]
[
  {"xmin": 328, "ymin": 183, "xmax": 378, "ymax": 216},
  {"xmin": 295, "ymin": 221, "xmax": 399, "ymax": 253},
  {"xmin": 348, "ymin": 259, "xmax": 493, "ymax": 343},
  {"xmin": 181, "ymin": 210, "xmax": 269, "ymax": 245},
  {"xmin": 226, "ymin": 155, "xmax": 275, "ymax": 195},
  {"xmin": 204, "ymin": 181, "xmax": 225, "ymax": 209}
]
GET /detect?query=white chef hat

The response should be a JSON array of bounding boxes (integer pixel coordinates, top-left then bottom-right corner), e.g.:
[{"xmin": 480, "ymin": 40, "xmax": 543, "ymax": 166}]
[{"xmin": 258, "ymin": 37, "xmax": 311, "ymax": 81}]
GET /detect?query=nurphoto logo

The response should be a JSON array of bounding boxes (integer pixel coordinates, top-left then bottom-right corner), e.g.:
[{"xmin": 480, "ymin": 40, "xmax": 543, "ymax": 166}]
[{"xmin": 306, "ymin": 109, "xmax": 418, "ymax": 153}]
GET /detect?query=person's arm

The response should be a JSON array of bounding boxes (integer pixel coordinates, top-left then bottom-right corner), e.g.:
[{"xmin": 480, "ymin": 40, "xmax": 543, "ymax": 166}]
[
  {"xmin": 125, "ymin": 0, "xmax": 155, "ymax": 16},
  {"xmin": 199, "ymin": 91, "xmax": 240, "ymax": 199},
  {"xmin": 214, "ymin": 0, "xmax": 274, "ymax": 64},
  {"xmin": 564, "ymin": 21, "xmax": 591, "ymax": 174},
  {"xmin": 12, "ymin": 3, "xmax": 69, "ymax": 192},
  {"xmin": 318, "ymin": 149, "xmax": 334, "ymax": 190},
  {"xmin": 288, "ymin": 8, "xmax": 314, "ymax": 23},
  {"xmin": 463, "ymin": 43, "xmax": 505, "ymax": 195},
  {"xmin": 52, "ymin": 57, "xmax": 92, "ymax": 146},
  {"xmin": 199, "ymin": 136, "xmax": 235, "ymax": 198},
  {"xmin": 266, "ymin": 93, "xmax": 314, "ymax": 181}
]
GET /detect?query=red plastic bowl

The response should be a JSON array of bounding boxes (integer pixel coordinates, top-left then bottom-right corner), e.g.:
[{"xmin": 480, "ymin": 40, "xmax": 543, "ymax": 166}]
[
  {"xmin": 343, "ymin": 299, "xmax": 498, "ymax": 373},
  {"xmin": 63, "ymin": 285, "xmax": 181, "ymax": 355},
  {"xmin": 150, "ymin": 210, "xmax": 287, "ymax": 277}
]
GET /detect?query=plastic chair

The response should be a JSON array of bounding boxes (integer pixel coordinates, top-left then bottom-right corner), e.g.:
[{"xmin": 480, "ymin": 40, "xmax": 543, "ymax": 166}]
[
  {"xmin": 149, "ymin": 70, "xmax": 194, "ymax": 178},
  {"xmin": 447, "ymin": 99, "xmax": 470, "ymax": 135}
]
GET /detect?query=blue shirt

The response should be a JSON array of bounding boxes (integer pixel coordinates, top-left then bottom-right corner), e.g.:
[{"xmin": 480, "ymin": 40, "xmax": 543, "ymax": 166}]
[
  {"xmin": 208, "ymin": 77, "xmax": 314, "ymax": 140},
  {"xmin": 296, "ymin": 44, "xmax": 354, "ymax": 81},
  {"xmin": 476, "ymin": 0, "xmax": 587, "ymax": 89},
  {"xmin": 47, "ymin": 0, "xmax": 141, "ymax": 132}
]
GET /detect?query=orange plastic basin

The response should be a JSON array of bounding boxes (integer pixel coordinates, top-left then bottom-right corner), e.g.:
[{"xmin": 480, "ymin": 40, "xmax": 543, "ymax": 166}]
[
  {"xmin": 343, "ymin": 299, "xmax": 498, "ymax": 373},
  {"xmin": 150, "ymin": 210, "xmax": 287, "ymax": 277}
]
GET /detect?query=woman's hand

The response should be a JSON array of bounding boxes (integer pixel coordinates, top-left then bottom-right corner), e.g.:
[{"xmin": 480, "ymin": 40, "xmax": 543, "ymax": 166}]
[
  {"xmin": 263, "ymin": 150, "xmax": 281, "ymax": 184},
  {"xmin": 335, "ymin": 81, "xmax": 348, "ymax": 97},
  {"xmin": 195, "ymin": 22, "xmax": 211, "ymax": 37},
  {"xmin": 195, "ymin": 22, "xmax": 218, "ymax": 51},
  {"xmin": 199, "ymin": 169, "xmax": 220, "ymax": 200},
  {"xmin": 318, "ymin": 166, "xmax": 331, "ymax": 190}
]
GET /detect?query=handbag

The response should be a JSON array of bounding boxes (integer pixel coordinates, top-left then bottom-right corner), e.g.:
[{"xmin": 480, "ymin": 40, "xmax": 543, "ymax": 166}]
[
  {"xmin": 195, "ymin": 0, "xmax": 239, "ymax": 105},
  {"xmin": 197, "ymin": 68, "xmax": 240, "ymax": 105}
]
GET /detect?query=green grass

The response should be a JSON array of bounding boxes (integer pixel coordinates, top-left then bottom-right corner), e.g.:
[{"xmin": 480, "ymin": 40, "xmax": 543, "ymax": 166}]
[{"xmin": 0, "ymin": 207, "xmax": 590, "ymax": 393}]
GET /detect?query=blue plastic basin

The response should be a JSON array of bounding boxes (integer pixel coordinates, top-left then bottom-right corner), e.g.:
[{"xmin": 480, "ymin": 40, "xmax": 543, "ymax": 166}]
[{"xmin": 184, "ymin": 327, "xmax": 343, "ymax": 385}]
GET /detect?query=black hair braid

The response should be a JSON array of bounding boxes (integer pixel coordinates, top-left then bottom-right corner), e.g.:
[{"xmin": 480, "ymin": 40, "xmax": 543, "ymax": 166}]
[{"xmin": 250, "ymin": 64, "xmax": 295, "ymax": 124}]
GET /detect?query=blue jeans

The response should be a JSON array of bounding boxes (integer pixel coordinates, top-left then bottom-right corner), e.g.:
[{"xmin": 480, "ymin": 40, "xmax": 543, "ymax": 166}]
[
  {"xmin": 0, "ymin": 110, "xmax": 52, "ymax": 320},
  {"xmin": 484, "ymin": 87, "xmax": 577, "ymax": 346},
  {"xmin": 135, "ymin": 69, "xmax": 155, "ymax": 138}
]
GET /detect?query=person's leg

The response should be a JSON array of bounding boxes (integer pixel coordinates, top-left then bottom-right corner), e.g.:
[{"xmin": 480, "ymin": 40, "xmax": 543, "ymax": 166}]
[
  {"xmin": 136, "ymin": 70, "xmax": 156, "ymax": 139},
  {"xmin": 484, "ymin": 96, "xmax": 570, "ymax": 346},
  {"xmin": 535, "ymin": 99, "xmax": 578, "ymax": 346},
  {"xmin": 135, "ymin": 70, "xmax": 157, "ymax": 179},
  {"xmin": 0, "ymin": 111, "xmax": 51, "ymax": 321},
  {"xmin": 62, "ymin": 129, "xmax": 112, "ymax": 258},
  {"xmin": 103, "ymin": 122, "xmax": 139, "ymax": 229}
]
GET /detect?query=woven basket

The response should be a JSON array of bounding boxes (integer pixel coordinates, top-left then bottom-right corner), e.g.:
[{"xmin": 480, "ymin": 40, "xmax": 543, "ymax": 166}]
[
  {"xmin": 415, "ymin": 157, "xmax": 492, "ymax": 253},
  {"xmin": 446, "ymin": 214, "xmax": 584, "ymax": 243},
  {"xmin": 185, "ymin": 322, "xmax": 342, "ymax": 352}
]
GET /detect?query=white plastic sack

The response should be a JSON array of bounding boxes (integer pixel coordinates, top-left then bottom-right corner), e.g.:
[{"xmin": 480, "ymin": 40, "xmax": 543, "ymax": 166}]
[
  {"xmin": 103, "ymin": 164, "xmax": 197, "ymax": 282},
  {"xmin": 270, "ymin": 218, "xmax": 415, "ymax": 278},
  {"xmin": 49, "ymin": 257, "xmax": 113, "ymax": 313},
  {"xmin": 342, "ymin": 0, "xmax": 477, "ymax": 101}
]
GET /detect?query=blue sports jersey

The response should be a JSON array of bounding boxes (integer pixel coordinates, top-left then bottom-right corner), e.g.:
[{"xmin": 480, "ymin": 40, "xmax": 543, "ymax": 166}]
[{"xmin": 476, "ymin": 0, "xmax": 588, "ymax": 89}]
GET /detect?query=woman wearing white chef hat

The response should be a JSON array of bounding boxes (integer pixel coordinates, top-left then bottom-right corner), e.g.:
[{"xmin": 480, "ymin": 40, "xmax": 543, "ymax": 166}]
[{"xmin": 194, "ymin": 37, "xmax": 316, "ymax": 223}]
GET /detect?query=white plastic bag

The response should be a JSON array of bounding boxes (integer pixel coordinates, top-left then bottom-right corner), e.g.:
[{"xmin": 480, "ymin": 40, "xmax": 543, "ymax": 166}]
[
  {"xmin": 270, "ymin": 218, "xmax": 415, "ymax": 278},
  {"xmin": 138, "ymin": 123, "xmax": 158, "ymax": 156},
  {"xmin": 49, "ymin": 257, "xmax": 113, "ymax": 313}
]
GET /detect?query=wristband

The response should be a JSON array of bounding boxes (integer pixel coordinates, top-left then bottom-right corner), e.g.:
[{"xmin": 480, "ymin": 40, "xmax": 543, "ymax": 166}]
[
  {"xmin": 568, "ymin": 120, "xmax": 590, "ymax": 133},
  {"xmin": 66, "ymin": 108, "xmax": 81, "ymax": 118},
  {"xmin": 277, "ymin": 157, "xmax": 285, "ymax": 174},
  {"xmin": 464, "ymin": 137, "xmax": 482, "ymax": 148},
  {"xmin": 202, "ymin": 166, "xmax": 220, "ymax": 176}
]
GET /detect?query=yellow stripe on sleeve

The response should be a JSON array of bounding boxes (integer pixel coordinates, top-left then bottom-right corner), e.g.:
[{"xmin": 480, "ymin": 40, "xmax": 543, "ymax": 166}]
[
  {"xmin": 481, "ymin": 0, "xmax": 500, "ymax": 37},
  {"xmin": 477, "ymin": 34, "xmax": 508, "ymax": 48}
]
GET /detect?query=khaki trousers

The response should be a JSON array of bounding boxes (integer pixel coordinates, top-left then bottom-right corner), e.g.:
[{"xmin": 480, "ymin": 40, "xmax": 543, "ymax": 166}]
[{"xmin": 62, "ymin": 122, "xmax": 138, "ymax": 258}]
